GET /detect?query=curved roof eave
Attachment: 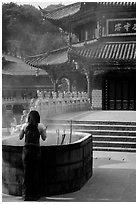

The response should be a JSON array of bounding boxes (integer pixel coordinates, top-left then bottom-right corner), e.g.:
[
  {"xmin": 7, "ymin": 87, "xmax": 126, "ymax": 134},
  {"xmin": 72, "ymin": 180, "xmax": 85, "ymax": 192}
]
[
  {"xmin": 43, "ymin": 2, "xmax": 81, "ymax": 22},
  {"xmin": 25, "ymin": 46, "xmax": 71, "ymax": 69},
  {"xmin": 43, "ymin": 2, "xmax": 136, "ymax": 22}
]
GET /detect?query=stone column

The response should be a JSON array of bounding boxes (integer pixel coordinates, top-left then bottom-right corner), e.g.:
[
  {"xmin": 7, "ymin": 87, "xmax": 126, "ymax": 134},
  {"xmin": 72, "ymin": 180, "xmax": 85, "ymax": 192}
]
[
  {"xmin": 86, "ymin": 71, "xmax": 94, "ymax": 105},
  {"xmin": 53, "ymin": 80, "xmax": 58, "ymax": 93},
  {"xmin": 49, "ymin": 70, "xmax": 58, "ymax": 93}
]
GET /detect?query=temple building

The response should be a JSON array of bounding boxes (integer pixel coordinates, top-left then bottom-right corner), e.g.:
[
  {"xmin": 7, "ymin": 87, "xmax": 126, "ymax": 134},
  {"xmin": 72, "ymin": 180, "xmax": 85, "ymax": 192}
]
[
  {"xmin": 2, "ymin": 54, "xmax": 53, "ymax": 99},
  {"xmin": 26, "ymin": 2, "xmax": 136, "ymax": 110}
]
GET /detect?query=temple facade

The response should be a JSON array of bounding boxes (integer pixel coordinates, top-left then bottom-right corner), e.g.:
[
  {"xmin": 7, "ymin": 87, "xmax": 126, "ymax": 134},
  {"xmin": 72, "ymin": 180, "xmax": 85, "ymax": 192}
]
[{"xmin": 26, "ymin": 2, "xmax": 136, "ymax": 111}]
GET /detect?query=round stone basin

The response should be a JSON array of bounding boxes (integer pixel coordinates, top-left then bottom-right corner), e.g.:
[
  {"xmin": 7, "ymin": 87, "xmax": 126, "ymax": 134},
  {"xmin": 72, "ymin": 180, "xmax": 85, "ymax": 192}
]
[{"xmin": 2, "ymin": 131, "xmax": 93, "ymax": 196}]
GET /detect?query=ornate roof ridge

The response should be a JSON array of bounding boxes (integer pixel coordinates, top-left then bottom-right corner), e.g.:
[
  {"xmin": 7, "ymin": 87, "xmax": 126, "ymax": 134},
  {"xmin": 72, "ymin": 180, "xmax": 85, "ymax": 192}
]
[
  {"xmin": 44, "ymin": 2, "xmax": 136, "ymax": 21},
  {"xmin": 98, "ymin": 2, "xmax": 136, "ymax": 6}
]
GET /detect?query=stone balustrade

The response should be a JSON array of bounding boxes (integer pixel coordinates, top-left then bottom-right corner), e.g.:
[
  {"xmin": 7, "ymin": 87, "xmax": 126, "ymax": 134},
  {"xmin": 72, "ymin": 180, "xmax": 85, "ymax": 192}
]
[
  {"xmin": 36, "ymin": 90, "xmax": 89, "ymax": 100},
  {"xmin": 31, "ymin": 91, "xmax": 91, "ymax": 123},
  {"xmin": 2, "ymin": 91, "xmax": 91, "ymax": 125},
  {"xmin": 2, "ymin": 91, "xmax": 89, "ymax": 102}
]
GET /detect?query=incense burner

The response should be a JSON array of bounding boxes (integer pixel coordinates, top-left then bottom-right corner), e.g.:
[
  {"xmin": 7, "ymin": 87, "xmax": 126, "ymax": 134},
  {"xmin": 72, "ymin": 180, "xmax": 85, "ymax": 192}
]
[{"xmin": 2, "ymin": 131, "xmax": 93, "ymax": 196}]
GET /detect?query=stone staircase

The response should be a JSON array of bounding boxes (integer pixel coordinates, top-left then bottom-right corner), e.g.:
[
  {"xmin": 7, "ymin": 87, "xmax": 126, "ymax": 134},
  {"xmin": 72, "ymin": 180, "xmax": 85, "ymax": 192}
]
[{"xmin": 46, "ymin": 120, "xmax": 136, "ymax": 152}]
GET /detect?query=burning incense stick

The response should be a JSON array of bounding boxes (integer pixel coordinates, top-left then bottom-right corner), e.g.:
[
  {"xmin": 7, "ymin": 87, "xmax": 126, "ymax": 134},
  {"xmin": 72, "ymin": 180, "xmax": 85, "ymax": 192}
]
[{"xmin": 61, "ymin": 130, "xmax": 66, "ymax": 145}]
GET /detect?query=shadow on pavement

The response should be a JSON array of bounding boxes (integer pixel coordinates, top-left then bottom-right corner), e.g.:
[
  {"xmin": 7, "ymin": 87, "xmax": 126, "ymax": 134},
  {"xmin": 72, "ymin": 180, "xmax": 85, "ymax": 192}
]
[{"xmin": 38, "ymin": 166, "xmax": 136, "ymax": 202}]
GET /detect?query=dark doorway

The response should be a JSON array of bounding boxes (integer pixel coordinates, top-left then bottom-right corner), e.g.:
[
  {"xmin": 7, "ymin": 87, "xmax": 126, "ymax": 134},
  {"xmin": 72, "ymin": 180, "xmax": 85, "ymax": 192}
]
[{"xmin": 103, "ymin": 70, "xmax": 136, "ymax": 110}]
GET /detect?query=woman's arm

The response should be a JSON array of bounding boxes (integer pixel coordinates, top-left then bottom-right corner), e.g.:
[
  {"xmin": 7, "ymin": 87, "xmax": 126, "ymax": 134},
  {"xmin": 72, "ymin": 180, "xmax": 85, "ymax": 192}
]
[
  {"xmin": 19, "ymin": 129, "xmax": 24, "ymax": 140},
  {"xmin": 40, "ymin": 125, "xmax": 47, "ymax": 141},
  {"xmin": 19, "ymin": 123, "xmax": 27, "ymax": 140}
]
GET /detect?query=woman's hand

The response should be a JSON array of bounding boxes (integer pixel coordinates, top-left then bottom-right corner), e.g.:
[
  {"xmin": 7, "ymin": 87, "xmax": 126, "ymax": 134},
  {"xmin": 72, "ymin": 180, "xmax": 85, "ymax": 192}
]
[{"xmin": 19, "ymin": 129, "xmax": 24, "ymax": 140}]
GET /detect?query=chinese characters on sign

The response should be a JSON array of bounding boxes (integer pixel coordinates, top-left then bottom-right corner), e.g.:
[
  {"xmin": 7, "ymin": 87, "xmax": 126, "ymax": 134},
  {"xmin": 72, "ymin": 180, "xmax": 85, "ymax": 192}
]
[{"xmin": 107, "ymin": 19, "xmax": 136, "ymax": 36}]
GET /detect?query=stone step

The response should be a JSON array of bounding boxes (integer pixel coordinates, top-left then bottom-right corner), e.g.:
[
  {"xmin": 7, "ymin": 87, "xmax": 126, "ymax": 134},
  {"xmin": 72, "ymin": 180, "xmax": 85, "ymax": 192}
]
[
  {"xmin": 46, "ymin": 121, "xmax": 136, "ymax": 131},
  {"xmin": 93, "ymin": 146, "xmax": 136, "ymax": 152},
  {"xmin": 72, "ymin": 124, "xmax": 136, "ymax": 131},
  {"xmin": 72, "ymin": 120, "xmax": 136, "ymax": 126},
  {"xmin": 93, "ymin": 141, "xmax": 136, "ymax": 148},
  {"xmin": 47, "ymin": 123, "xmax": 136, "ymax": 132},
  {"xmin": 93, "ymin": 135, "xmax": 136, "ymax": 142},
  {"xmin": 46, "ymin": 119, "xmax": 136, "ymax": 126},
  {"xmin": 74, "ymin": 129, "xmax": 136, "ymax": 136}
]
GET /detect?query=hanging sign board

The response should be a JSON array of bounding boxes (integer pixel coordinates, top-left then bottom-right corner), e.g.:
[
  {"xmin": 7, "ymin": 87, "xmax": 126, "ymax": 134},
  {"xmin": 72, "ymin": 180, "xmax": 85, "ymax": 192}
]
[{"xmin": 107, "ymin": 18, "xmax": 136, "ymax": 36}]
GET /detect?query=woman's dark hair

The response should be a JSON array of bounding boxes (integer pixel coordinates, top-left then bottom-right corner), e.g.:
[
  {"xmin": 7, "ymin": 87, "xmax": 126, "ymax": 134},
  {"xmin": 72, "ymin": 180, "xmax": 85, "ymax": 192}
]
[{"xmin": 27, "ymin": 110, "xmax": 40, "ymax": 126}]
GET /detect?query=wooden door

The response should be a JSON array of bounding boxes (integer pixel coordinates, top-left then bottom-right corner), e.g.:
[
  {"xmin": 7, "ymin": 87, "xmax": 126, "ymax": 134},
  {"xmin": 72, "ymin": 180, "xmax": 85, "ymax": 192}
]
[{"xmin": 103, "ymin": 71, "xmax": 136, "ymax": 110}]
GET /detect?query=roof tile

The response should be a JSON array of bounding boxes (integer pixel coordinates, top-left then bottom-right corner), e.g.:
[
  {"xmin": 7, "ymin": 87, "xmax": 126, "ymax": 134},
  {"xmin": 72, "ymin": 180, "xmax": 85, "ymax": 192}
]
[
  {"xmin": 25, "ymin": 47, "xmax": 69, "ymax": 67},
  {"xmin": 2, "ymin": 55, "xmax": 47, "ymax": 76},
  {"xmin": 45, "ymin": 2, "xmax": 136, "ymax": 21},
  {"xmin": 45, "ymin": 3, "xmax": 81, "ymax": 20},
  {"xmin": 25, "ymin": 41, "xmax": 136, "ymax": 68},
  {"xmin": 72, "ymin": 41, "xmax": 136, "ymax": 61}
]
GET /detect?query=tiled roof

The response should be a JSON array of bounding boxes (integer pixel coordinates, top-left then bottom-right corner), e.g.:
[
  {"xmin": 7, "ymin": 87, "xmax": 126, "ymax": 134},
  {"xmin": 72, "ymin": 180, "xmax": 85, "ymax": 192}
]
[
  {"xmin": 71, "ymin": 41, "xmax": 136, "ymax": 62},
  {"xmin": 25, "ymin": 40, "xmax": 136, "ymax": 68},
  {"xmin": 44, "ymin": 2, "xmax": 81, "ymax": 20},
  {"xmin": 2, "ymin": 55, "xmax": 47, "ymax": 76},
  {"xmin": 25, "ymin": 53, "xmax": 49, "ymax": 67},
  {"xmin": 44, "ymin": 2, "xmax": 136, "ymax": 21},
  {"xmin": 98, "ymin": 2, "xmax": 136, "ymax": 6},
  {"xmin": 25, "ymin": 47, "xmax": 69, "ymax": 68}
]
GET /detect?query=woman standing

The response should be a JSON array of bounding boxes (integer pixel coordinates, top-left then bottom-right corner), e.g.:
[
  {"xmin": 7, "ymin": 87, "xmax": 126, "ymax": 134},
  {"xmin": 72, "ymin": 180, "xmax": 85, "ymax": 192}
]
[{"xmin": 19, "ymin": 110, "xmax": 47, "ymax": 201}]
